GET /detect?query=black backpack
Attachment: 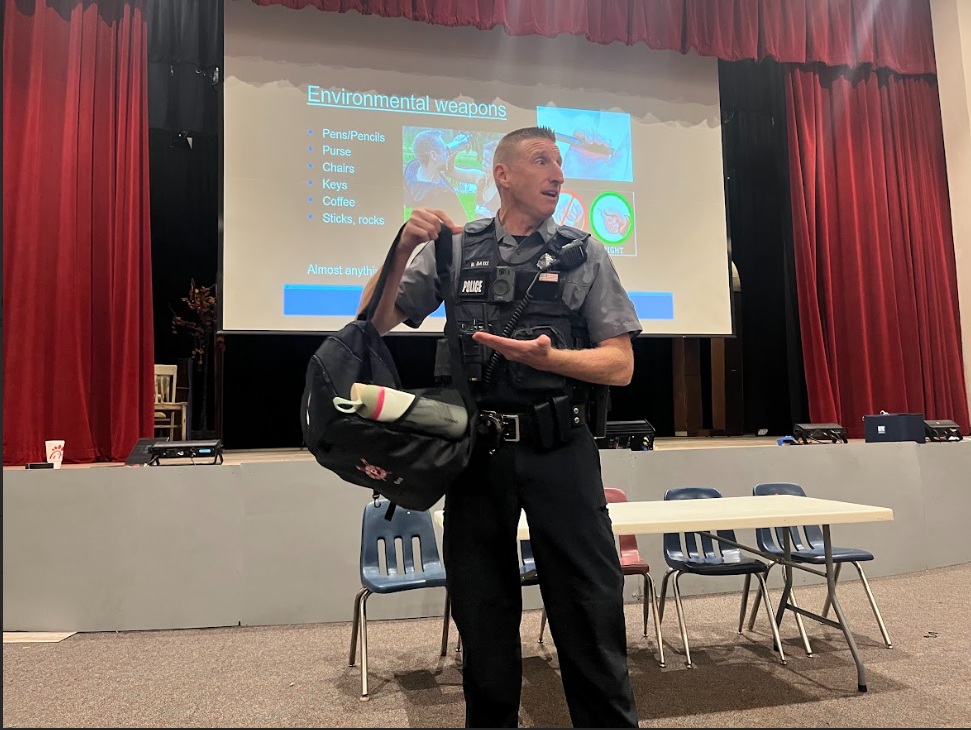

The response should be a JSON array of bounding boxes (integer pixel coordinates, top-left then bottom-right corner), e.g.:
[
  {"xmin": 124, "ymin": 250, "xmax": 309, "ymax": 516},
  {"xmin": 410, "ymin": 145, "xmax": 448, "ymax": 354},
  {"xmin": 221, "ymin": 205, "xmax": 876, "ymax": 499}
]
[{"xmin": 300, "ymin": 225, "xmax": 477, "ymax": 510}]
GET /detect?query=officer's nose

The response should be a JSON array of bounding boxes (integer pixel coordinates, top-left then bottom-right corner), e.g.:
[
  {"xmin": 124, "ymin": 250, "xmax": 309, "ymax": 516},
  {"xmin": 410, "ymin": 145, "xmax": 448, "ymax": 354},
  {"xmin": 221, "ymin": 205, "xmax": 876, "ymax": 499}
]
[{"xmin": 550, "ymin": 161, "xmax": 564, "ymax": 186}]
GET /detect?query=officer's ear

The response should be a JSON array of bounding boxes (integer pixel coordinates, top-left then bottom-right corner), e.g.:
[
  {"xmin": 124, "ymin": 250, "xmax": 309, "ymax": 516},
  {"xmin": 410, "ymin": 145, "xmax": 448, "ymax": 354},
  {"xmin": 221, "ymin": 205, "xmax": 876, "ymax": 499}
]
[{"xmin": 494, "ymin": 161, "xmax": 510, "ymax": 190}]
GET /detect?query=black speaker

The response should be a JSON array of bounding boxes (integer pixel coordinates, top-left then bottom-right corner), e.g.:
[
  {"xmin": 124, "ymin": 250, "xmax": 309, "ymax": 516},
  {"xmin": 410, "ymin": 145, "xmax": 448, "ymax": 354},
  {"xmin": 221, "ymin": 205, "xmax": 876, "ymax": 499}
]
[
  {"xmin": 148, "ymin": 439, "xmax": 224, "ymax": 465},
  {"xmin": 596, "ymin": 420, "xmax": 655, "ymax": 450},
  {"xmin": 125, "ymin": 437, "xmax": 169, "ymax": 466},
  {"xmin": 792, "ymin": 422, "xmax": 848, "ymax": 444},
  {"xmin": 924, "ymin": 419, "xmax": 964, "ymax": 442},
  {"xmin": 864, "ymin": 413, "xmax": 924, "ymax": 443}
]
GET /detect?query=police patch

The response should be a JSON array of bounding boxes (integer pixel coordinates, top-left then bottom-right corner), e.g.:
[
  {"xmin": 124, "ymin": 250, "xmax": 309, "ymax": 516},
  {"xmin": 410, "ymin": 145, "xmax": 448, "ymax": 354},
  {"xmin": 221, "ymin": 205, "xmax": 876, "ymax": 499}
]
[{"xmin": 460, "ymin": 277, "xmax": 487, "ymax": 297}]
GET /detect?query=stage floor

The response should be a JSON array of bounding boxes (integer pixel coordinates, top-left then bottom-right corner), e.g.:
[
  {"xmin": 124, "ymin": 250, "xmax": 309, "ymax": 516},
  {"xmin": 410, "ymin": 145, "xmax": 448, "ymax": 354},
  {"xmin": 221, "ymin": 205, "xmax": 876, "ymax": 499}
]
[
  {"xmin": 224, "ymin": 435, "xmax": 792, "ymax": 464},
  {"xmin": 3, "ymin": 435, "xmax": 821, "ymax": 470}
]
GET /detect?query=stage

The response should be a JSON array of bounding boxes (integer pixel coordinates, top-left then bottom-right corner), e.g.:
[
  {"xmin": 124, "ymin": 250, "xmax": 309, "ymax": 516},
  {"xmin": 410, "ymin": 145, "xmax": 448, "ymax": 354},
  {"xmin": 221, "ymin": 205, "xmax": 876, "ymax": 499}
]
[
  {"xmin": 4, "ymin": 438, "xmax": 970, "ymax": 633},
  {"xmin": 2, "ymin": 436, "xmax": 802, "ymax": 471}
]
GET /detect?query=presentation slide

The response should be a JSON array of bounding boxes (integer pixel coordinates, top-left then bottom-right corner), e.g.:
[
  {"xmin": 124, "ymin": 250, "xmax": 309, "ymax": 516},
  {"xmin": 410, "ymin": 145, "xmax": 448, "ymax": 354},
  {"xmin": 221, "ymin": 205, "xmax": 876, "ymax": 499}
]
[{"xmin": 224, "ymin": 3, "xmax": 733, "ymax": 335}]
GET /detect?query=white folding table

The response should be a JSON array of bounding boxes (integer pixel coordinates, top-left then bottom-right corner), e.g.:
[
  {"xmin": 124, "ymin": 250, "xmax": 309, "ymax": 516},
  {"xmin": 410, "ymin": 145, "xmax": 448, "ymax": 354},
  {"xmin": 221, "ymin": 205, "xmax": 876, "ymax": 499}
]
[{"xmin": 435, "ymin": 494, "xmax": 893, "ymax": 691}]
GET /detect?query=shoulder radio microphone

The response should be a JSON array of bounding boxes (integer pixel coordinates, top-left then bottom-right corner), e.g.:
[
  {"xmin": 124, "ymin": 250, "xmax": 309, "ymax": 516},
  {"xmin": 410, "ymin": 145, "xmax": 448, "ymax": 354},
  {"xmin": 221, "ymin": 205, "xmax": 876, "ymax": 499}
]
[{"xmin": 546, "ymin": 239, "xmax": 587, "ymax": 272}]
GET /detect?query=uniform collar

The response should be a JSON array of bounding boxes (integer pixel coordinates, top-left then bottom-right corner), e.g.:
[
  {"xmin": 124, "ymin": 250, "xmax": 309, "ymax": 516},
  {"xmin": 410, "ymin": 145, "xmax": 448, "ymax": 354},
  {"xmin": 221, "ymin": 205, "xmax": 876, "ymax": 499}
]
[{"xmin": 493, "ymin": 215, "xmax": 557, "ymax": 248}]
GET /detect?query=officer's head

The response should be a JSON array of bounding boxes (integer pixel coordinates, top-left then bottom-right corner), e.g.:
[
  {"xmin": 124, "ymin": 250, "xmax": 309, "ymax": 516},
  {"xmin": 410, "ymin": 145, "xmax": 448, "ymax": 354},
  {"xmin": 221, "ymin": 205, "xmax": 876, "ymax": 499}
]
[
  {"xmin": 413, "ymin": 130, "xmax": 448, "ymax": 173},
  {"xmin": 493, "ymin": 127, "xmax": 564, "ymax": 223}
]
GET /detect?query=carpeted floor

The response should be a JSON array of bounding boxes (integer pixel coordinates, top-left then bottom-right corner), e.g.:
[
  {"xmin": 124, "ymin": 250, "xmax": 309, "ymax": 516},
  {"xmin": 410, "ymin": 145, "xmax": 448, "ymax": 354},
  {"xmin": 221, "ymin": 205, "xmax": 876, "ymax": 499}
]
[{"xmin": 4, "ymin": 564, "xmax": 970, "ymax": 728}]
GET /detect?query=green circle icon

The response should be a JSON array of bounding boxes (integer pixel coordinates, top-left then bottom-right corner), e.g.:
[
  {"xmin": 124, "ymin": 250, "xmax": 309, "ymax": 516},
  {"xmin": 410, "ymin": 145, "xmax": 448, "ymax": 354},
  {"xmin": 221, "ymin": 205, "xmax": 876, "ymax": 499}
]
[{"xmin": 590, "ymin": 192, "xmax": 634, "ymax": 245}]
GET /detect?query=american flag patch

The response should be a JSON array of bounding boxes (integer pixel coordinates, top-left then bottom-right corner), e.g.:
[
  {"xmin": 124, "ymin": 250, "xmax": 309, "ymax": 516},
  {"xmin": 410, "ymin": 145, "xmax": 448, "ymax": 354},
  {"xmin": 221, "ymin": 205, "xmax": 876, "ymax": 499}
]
[{"xmin": 538, "ymin": 272, "xmax": 559, "ymax": 283}]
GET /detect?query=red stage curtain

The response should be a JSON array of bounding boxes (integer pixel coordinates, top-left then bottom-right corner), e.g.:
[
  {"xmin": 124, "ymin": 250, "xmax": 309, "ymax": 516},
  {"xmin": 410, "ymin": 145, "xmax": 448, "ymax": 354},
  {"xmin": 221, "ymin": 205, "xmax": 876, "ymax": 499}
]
[
  {"xmin": 252, "ymin": 0, "xmax": 937, "ymax": 75},
  {"xmin": 3, "ymin": 0, "xmax": 154, "ymax": 464},
  {"xmin": 786, "ymin": 66, "xmax": 969, "ymax": 437}
]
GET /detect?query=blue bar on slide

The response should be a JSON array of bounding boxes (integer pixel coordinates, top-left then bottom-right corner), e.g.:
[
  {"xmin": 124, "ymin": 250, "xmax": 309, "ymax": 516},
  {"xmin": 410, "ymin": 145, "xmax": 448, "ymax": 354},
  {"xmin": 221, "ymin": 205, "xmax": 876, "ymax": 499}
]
[
  {"xmin": 285, "ymin": 285, "xmax": 672, "ymax": 320},
  {"xmin": 283, "ymin": 285, "xmax": 364, "ymax": 316},
  {"xmin": 628, "ymin": 292, "xmax": 674, "ymax": 320},
  {"xmin": 283, "ymin": 285, "xmax": 445, "ymax": 318}
]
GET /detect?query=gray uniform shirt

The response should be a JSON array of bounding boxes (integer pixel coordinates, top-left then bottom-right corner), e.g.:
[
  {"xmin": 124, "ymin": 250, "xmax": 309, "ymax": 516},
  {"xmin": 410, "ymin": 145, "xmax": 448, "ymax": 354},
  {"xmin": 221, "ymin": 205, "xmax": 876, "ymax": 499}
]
[{"xmin": 395, "ymin": 216, "xmax": 642, "ymax": 343}]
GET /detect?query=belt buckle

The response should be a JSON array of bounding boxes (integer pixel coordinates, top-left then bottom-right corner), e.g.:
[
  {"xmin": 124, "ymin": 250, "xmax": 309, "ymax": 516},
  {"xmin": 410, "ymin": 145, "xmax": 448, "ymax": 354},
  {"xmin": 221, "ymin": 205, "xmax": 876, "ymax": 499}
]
[{"xmin": 500, "ymin": 414, "xmax": 521, "ymax": 442}]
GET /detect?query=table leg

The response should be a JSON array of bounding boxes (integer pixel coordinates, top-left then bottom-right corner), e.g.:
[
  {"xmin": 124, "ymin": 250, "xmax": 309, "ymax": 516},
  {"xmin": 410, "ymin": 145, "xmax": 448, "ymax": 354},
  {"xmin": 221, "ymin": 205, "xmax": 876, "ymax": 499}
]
[{"xmin": 823, "ymin": 524, "xmax": 867, "ymax": 692}]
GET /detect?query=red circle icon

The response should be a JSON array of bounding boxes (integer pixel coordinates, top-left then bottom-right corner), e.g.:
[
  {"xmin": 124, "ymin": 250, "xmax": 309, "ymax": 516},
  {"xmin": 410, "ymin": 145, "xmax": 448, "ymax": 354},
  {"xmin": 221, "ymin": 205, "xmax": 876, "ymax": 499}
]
[{"xmin": 553, "ymin": 189, "xmax": 587, "ymax": 229}]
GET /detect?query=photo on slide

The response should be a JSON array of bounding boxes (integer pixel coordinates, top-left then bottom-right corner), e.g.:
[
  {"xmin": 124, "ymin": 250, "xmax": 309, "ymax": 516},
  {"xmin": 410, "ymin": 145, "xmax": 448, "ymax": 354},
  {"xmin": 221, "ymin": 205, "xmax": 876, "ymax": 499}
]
[
  {"xmin": 402, "ymin": 127, "xmax": 505, "ymax": 224},
  {"xmin": 536, "ymin": 106, "xmax": 634, "ymax": 183}
]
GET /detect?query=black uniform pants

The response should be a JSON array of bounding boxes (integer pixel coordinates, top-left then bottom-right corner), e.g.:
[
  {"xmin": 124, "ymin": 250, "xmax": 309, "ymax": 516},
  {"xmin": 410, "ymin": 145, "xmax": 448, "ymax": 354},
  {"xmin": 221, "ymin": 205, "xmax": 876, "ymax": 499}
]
[{"xmin": 443, "ymin": 426, "xmax": 638, "ymax": 728}]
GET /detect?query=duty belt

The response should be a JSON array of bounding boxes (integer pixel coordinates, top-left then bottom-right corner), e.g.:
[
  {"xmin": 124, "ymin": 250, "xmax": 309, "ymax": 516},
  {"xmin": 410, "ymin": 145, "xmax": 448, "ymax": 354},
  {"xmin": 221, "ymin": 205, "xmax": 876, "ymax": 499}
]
[{"xmin": 479, "ymin": 402, "xmax": 588, "ymax": 454}]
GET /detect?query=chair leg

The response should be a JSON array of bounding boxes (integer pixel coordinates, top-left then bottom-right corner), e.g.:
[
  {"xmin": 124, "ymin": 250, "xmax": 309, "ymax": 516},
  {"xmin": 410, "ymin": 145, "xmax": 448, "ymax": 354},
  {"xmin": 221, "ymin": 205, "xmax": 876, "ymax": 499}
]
[
  {"xmin": 852, "ymin": 562, "xmax": 893, "ymax": 648},
  {"xmin": 789, "ymin": 588, "xmax": 814, "ymax": 657},
  {"xmin": 349, "ymin": 587, "xmax": 367, "ymax": 666},
  {"xmin": 747, "ymin": 563, "xmax": 773, "ymax": 631},
  {"xmin": 538, "ymin": 608, "xmax": 548, "ymax": 644},
  {"xmin": 755, "ymin": 573, "xmax": 786, "ymax": 666},
  {"xmin": 658, "ymin": 569, "xmax": 675, "ymax": 623},
  {"xmin": 671, "ymin": 572, "xmax": 692, "ymax": 668},
  {"xmin": 821, "ymin": 563, "xmax": 842, "ymax": 618},
  {"xmin": 647, "ymin": 574, "xmax": 665, "ymax": 668},
  {"xmin": 642, "ymin": 575, "xmax": 649, "ymax": 637},
  {"xmin": 738, "ymin": 574, "xmax": 752, "ymax": 634},
  {"xmin": 360, "ymin": 590, "xmax": 371, "ymax": 700},
  {"xmin": 441, "ymin": 593, "xmax": 451, "ymax": 657}
]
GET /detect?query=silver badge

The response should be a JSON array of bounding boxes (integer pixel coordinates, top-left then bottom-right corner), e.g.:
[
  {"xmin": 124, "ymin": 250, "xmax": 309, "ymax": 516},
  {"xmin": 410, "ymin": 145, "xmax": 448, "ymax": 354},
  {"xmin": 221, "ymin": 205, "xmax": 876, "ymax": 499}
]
[{"xmin": 536, "ymin": 253, "xmax": 555, "ymax": 270}]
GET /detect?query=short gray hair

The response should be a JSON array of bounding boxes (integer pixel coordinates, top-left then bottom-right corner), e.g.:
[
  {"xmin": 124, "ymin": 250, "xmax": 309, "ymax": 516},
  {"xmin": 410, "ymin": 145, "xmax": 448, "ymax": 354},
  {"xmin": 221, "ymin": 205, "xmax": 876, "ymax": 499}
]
[{"xmin": 494, "ymin": 126, "xmax": 556, "ymax": 166}]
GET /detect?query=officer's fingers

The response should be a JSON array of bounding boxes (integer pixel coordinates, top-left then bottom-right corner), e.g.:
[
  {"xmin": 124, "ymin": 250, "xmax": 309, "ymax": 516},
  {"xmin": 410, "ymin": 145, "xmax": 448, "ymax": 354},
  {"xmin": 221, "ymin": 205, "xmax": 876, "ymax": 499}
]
[
  {"xmin": 423, "ymin": 209, "xmax": 463, "ymax": 234},
  {"xmin": 412, "ymin": 208, "xmax": 462, "ymax": 233},
  {"xmin": 472, "ymin": 331, "xmax": 517, "ymax": 357},
  {"xmin": 402, "ymin": 219, "xmax": 438, "ymax": 244},
  {"xmin": 440, "ymin": 215, "xmax": 464, "ymax": 234},
  {"xmin": 471, "ymin": 331, "xmax": 502, "ymax": 347},
  {"xmin": 404, "ymin": 216, "xmax": 437, "ymax": 238},
  {"xmin": 411, "ymin": 208, "xmax": 444, "ymax": 228},
  {"xmin": 532, "ymin": 335, "xmax": 552, "ymax": 353}
]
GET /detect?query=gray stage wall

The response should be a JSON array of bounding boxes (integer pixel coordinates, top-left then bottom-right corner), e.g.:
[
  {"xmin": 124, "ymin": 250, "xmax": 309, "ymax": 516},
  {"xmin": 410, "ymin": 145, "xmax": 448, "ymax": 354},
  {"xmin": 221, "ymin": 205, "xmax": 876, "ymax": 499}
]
[{"xmin": 4, "ymin": 441, "xmax": 970, "ymax": 632}]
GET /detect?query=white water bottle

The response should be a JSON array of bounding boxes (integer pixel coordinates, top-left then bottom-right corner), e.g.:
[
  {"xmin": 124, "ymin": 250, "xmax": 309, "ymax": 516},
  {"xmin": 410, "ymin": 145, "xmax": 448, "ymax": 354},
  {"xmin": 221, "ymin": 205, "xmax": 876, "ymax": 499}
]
[{"xmin": 334, "ymin": 383, "xmax": 468, "ymax": 439}]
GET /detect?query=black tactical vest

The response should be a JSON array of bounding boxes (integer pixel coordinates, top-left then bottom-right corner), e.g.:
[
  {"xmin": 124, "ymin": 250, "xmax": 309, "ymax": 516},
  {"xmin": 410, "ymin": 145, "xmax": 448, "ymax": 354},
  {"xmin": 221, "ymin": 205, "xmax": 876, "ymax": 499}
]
[{"xmin": 444, "ymin": 217, "xmax": 592, "ymax": 410}]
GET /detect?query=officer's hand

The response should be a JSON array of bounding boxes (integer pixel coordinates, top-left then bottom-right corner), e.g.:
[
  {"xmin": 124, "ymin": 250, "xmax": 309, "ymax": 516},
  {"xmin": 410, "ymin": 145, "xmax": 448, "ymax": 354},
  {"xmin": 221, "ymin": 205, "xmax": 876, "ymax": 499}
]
[
  {"xmin": 472, "ymin": 332, "xmax": 553, "ymax": 370},
  {"xmin": 401, "ymin": 209, "xmax": 463, "ymax": 254}
]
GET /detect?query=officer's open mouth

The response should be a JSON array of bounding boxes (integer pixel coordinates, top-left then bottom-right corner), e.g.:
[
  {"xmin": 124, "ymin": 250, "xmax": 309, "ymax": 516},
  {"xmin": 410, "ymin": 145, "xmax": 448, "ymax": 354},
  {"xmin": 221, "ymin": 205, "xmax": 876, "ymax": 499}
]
[{"xmin": 541, "ymin": 189, "xmax": 559, "ymax": 199}]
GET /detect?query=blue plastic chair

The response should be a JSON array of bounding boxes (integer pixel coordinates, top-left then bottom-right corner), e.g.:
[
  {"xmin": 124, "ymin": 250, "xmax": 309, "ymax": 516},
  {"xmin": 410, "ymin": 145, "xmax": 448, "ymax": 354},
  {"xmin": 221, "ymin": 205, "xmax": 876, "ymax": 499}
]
[
  {"xmin": 657, "ymin": 487, "xmax": 786, "ymax": 667},
  {"xmin": 349, "ymin": 500, "xmax": 449, "ymax": 699},
  {"xmin": 747, "ymin": 483, "xmax": 892, "ymax": 651}
]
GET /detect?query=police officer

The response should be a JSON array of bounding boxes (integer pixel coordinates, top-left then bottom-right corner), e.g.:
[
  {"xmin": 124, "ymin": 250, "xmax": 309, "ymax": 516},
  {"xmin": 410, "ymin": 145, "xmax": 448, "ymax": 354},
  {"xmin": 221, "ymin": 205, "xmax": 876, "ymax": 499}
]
[{"xmin": 360, "ymin": 127, "xmax": 640, "ymax": 728}]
